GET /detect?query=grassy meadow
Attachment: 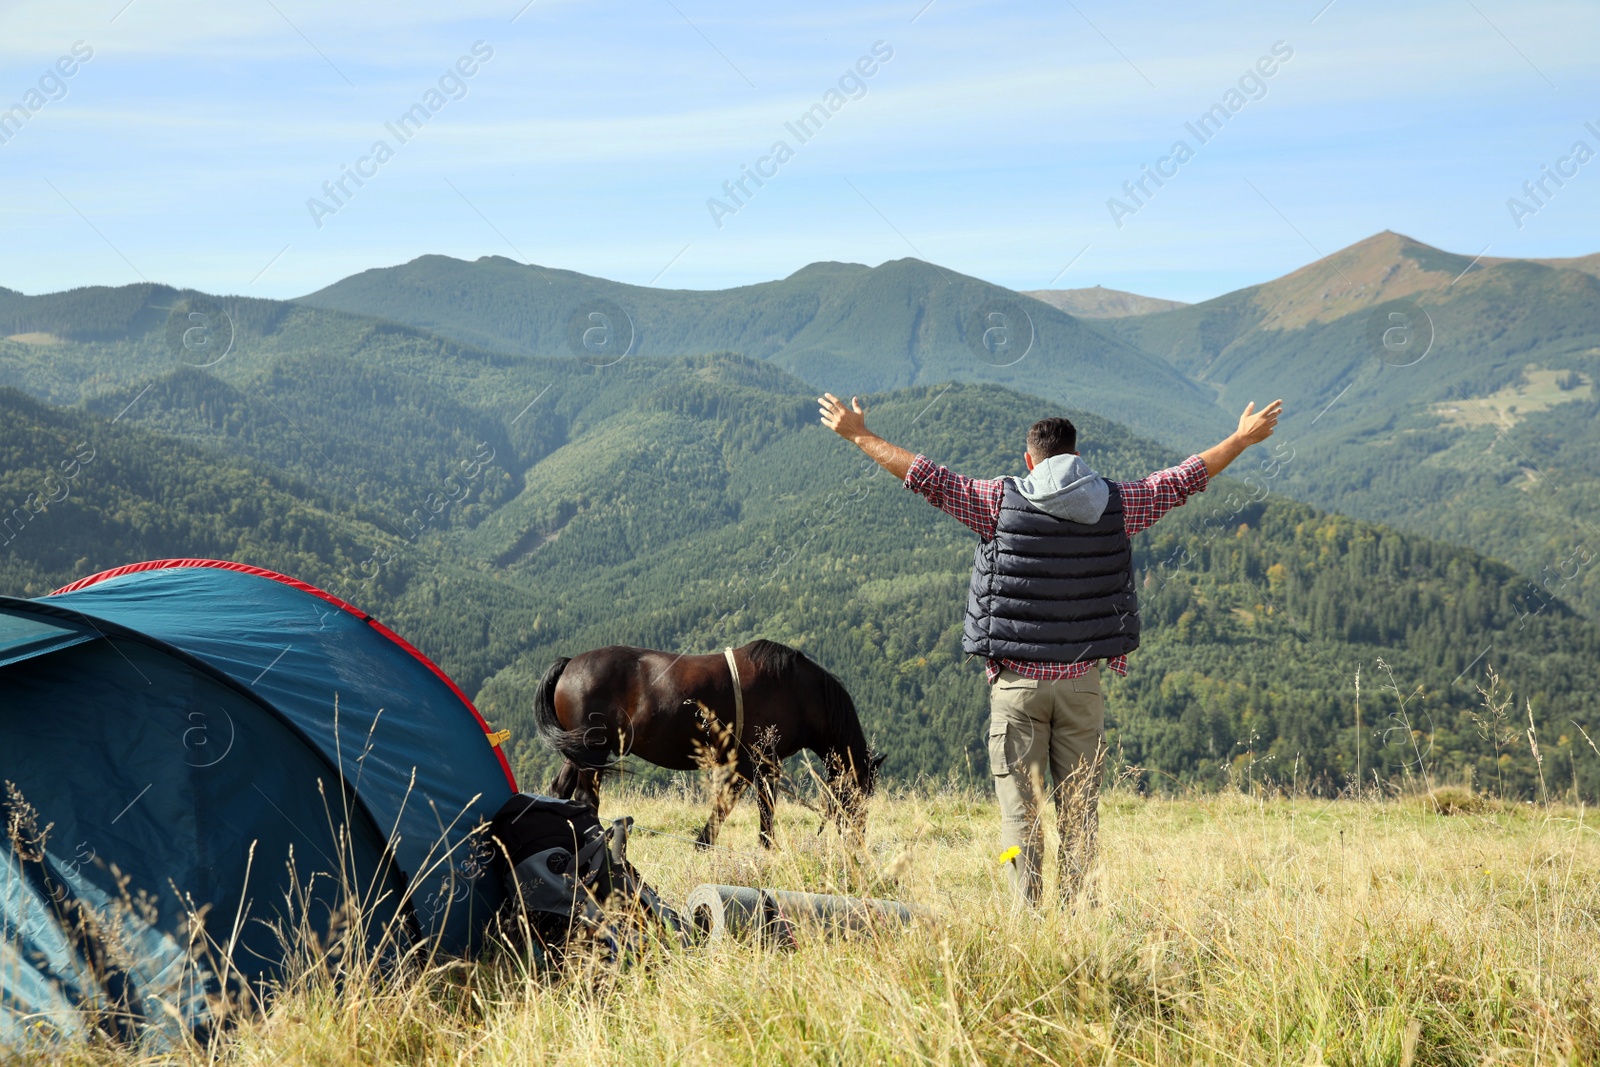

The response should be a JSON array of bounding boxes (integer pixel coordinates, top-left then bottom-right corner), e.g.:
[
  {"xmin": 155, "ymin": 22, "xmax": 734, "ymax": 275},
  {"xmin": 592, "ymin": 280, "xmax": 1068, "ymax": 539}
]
[{"xmin": 18, "ymin": 782, "xmax": 1600, "ymax": 1067}]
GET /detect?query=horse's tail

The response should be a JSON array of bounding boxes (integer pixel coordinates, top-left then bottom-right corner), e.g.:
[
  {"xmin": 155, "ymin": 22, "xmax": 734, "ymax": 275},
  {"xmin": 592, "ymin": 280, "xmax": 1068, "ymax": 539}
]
[
  {"xmin": 533, "ymin": 654, "xmax": 629, "ymax": 776},
  {"xmin": 532, "ymin": 655, "xmax": 611, "ymax": 768},
  {"xmin": 532, "ymin": 655, "xmax": 571, "ymax": 748}
]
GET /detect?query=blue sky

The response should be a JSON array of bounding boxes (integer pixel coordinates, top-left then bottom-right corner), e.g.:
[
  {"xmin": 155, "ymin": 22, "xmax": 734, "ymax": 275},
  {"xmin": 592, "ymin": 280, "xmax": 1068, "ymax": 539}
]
[{"xmin": 1, "ymin": 0, "xmax": 1596, "ymax": 303}]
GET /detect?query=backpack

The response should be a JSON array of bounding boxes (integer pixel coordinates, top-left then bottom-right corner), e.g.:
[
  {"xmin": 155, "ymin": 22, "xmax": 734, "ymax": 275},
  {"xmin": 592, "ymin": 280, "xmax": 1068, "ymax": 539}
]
[{"xmin": 488, "ymin": 794, "xmax": 685, "ymax": 960}]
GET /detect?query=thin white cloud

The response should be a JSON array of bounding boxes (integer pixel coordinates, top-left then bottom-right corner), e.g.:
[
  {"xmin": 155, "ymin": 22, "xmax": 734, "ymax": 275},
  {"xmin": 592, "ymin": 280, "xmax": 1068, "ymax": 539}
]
[{"xmin": 1, "ymin": 0, "xmax": 1596, "ymax": 300}]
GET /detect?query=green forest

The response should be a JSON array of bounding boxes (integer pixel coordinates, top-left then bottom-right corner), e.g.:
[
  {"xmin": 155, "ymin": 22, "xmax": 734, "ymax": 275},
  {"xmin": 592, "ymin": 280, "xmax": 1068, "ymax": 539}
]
[{"xmin": 4, "ymin": 257, "xmax": 1599, "ymax": 802}]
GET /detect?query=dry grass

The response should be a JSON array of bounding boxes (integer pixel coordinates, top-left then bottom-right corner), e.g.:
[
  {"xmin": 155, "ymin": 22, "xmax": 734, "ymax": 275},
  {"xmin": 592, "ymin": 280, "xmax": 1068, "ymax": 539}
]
[{"xmin": 14, "ymin": 785, "xmax": 1600, "ymax": 1066}]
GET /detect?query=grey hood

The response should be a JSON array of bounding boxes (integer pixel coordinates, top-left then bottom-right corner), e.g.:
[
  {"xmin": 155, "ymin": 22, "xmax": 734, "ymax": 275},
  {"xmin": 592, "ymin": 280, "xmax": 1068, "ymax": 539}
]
[{"xmin": 1013, "ymin": 453, "xmax": 1109, "ymax": 524}]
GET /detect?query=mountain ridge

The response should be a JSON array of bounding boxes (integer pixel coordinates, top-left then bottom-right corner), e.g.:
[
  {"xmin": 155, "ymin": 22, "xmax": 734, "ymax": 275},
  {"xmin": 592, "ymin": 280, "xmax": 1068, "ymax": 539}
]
[
  {"xmin": 7, "ymin": 230, "xmax": 1600, "ymax": 623},
  {"xmin": 296, "ymin": 251, "xmax": 1228, "ymax": 448},
  {"xmin": 1022, "ymin": 285, "xmax": 1189, "ymax": 318}
]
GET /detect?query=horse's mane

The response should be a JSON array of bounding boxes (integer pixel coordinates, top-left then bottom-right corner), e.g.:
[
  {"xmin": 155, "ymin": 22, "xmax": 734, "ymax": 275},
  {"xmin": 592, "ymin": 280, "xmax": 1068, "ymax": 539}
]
[
  {"xmin": 744, "ymin": 638, "xmax": 804, "ymax": 678},
  {"xmin": 744, "ymin": 640, "xmax": 870, "ymax": 778}
]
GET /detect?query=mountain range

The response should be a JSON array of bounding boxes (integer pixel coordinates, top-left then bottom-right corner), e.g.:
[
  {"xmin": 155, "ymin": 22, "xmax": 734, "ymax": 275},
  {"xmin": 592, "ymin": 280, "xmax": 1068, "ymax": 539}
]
[
  {"xmin": 294, "ymin": 230, "xmax": 1600, "ymax": 618},
  {"xmin": 3, "ymin": 229, "xmax": 1597, "ymax": 797},
  {"xmin": 296, "ymin": 254, "xmax": 1226, "ymax": 448}
]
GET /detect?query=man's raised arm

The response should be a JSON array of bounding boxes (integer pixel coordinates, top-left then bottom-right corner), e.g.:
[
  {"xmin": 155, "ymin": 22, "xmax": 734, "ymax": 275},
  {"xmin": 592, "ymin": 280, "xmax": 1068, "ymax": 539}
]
[
  {"xmin": 818, "ymin": 393, "xmax": 914, "ymax": 480},
  {"xmin": 1199, "ymin": 400, "xmax": 1284, "ymax": 478}
]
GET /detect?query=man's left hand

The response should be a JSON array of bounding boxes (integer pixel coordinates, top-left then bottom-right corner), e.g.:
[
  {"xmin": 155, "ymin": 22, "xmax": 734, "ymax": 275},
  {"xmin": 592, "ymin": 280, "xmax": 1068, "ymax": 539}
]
[{"xmin": 1235, "ymin": 399, "xmax": 1283, "ymax": 445}]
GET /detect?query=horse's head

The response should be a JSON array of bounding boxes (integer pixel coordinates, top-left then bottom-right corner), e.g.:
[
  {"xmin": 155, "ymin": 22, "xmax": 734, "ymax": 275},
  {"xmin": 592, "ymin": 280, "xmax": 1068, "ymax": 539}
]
[
  {"xmin": 823, "ymin": 747, "xmax": 882, "ymax": 791},
  {"xmin": 823, "ymin": 749, "xmax": 884, "ymax": 841},
  {"xmin": 863, "ymin": 752, "xmax": 886, "ymax": 795}
]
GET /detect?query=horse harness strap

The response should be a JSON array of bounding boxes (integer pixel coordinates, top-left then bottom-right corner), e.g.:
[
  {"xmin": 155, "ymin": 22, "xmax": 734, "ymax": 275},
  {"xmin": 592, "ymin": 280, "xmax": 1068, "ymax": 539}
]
[{"xmin": 723, "ymin": 646, "xmax": 744, "ymax": 751}]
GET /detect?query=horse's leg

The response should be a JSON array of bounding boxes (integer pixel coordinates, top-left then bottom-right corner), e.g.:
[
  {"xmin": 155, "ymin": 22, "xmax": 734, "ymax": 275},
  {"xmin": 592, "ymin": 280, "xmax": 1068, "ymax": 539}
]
[
  {"xmin": 550, "ymin": 759, "xmax": 581, "ymax": 799},
  {"xmin": 813, "ymin": 747, "xmax": 869, "ymax": 847},
  {"xmin": 695, "ymin": 774, "xmax": 748, "ymax": 850},
  {"xmin": 551, "ymin": 759, "xmax": 603, "ymax": 812},
  {"xmin": 574, "ymin": 767, "xmax": 602, "ymax": 813},
  {"xmin": 754, "ymin": 767, "xmax": 777, "ymax": 849}
]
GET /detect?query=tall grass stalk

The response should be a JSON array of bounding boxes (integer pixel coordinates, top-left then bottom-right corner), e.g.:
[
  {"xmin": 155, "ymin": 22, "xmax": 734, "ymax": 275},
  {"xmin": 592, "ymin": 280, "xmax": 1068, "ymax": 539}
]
[{"xmin": 15, "ymin": 775, "xmax": 1600, "ymax": 1066}]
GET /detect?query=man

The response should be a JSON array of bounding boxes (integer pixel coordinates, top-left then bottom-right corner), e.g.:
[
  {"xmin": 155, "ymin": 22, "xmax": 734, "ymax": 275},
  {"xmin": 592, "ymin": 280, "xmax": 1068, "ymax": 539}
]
[{"xmin": 818, "ymin": 391, "xmax": 1282, "ymax": 904}]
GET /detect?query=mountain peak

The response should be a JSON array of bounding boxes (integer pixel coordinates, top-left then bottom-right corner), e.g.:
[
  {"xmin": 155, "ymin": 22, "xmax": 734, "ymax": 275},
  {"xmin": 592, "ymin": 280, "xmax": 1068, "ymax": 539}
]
[
  {"xmin": 868, "ymin": 256, "xmax": 954, "ymax": 280},
  {"xmin": 1253, "ymin": 230, "xmax": 1478, "ymax": 329},
  {"xmin": 784, "ymin": 260, "xmax": 872, "ymax": 282}
]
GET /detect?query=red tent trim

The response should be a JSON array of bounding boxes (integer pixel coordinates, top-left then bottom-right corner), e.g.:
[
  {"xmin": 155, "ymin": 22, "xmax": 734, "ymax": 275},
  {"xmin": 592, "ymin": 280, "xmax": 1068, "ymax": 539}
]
[{"xmin": 51, "ymin": 558, "xmax": 517, "ymax": 791}]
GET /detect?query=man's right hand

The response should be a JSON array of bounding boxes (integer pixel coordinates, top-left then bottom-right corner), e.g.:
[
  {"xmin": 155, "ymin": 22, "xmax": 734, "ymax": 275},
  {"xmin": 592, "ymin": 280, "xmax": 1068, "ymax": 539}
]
[
  {"xmin": 819, "ymin": 391, "xmax": 916, "ymax": 481},
  {"xmin": 1200, "ymin": 399, "xmax": 1284, "ymax": 479},
  {"xmin": 819, "ymin": 393, "xmax": 870, "ymax": 442}
]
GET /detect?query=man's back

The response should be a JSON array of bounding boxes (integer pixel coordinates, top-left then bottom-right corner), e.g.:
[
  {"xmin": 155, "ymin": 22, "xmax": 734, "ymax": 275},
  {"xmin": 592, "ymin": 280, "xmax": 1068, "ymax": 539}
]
[
  {"xmin": 816, "ymin": 390, "xmax": 1282, "ymax": 904},
  {"xmin": 904, "ymin": 450, "xmax": 1209, "ymax": 681},
  {"xmin": 964, "ymin": 478, "xmax": 1138, "ymax": 666}
]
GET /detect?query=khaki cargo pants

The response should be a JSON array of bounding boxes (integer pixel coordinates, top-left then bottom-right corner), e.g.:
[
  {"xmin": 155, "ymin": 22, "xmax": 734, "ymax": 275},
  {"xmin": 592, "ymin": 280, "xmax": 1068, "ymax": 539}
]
[{"xmin": 988, "ymin": 665, "xmax": 1106, "ymax": 905}]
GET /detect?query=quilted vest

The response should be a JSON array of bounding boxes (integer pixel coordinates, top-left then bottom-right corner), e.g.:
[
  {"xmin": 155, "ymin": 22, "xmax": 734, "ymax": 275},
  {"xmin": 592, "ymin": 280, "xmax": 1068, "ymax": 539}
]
[{"xmin": 962, "ymin": 479, "xmax": 1139, "ymax": 663}]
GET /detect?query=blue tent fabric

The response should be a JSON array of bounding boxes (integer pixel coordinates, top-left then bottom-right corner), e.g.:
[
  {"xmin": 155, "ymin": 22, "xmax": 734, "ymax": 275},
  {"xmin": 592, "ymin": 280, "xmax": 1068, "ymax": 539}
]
[
  {"xmin": 0, "ymin": 611, "xmax": 94, "ymax": 668},
  {"xmin": 1, "ymin": 560, "xmax": 516, "ymax": 1047}
]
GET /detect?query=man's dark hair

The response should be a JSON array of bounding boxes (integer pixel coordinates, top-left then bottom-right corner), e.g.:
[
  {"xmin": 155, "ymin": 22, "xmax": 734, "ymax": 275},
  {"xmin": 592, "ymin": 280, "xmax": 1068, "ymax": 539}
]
[{"xmin": 1027, "ymin": 417, "xmax": 1077, "ymax": 459}]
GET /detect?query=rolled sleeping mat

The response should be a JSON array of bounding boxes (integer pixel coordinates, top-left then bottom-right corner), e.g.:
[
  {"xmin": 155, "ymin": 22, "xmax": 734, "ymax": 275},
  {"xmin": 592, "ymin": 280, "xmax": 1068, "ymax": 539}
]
[
  {"xmin": 685, "ymin": 884, "xmax": 772, "ymax": 944},
  {"xmin": 762, "ymin": 889, "xmax": 922, "ymax": 943}
]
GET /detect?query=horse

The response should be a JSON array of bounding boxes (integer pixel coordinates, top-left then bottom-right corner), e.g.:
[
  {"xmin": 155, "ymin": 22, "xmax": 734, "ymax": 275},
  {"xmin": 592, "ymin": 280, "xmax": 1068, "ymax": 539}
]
[{"xmin": 533, "ymin": 639, "xmax": 882, "ymax": 848}]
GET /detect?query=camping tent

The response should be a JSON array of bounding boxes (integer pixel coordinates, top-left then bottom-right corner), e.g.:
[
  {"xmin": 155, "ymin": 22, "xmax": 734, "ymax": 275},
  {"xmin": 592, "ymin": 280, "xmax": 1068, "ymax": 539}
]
[{"xmin": 1, "ymin": 559, "xmax": 517, "ymax": 1046}]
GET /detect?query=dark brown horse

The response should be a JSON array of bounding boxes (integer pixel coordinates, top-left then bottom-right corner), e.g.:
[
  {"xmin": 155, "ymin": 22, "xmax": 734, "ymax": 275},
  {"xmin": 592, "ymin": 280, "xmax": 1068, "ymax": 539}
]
[{"xmin": 533, "ymin": 640, "xmax": 881, "ymax": 848}]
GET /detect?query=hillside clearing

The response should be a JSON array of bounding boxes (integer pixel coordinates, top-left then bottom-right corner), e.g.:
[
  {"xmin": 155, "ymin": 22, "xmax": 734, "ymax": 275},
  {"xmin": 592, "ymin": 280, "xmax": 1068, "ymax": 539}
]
[{"xmin": 1430, "ymin": 364, "xmax": 1594, "ymax": 431}]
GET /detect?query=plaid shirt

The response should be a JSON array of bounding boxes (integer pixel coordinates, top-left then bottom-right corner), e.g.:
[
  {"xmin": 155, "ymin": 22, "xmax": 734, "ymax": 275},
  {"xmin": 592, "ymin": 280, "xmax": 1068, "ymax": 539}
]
[{"xmin": 904, "ymin": 453, "xmax": 1209, "ymax": 683}]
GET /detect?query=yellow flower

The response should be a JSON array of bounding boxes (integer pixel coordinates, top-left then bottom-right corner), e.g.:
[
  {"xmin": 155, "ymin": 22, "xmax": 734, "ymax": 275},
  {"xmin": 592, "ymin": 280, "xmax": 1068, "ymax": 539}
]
[{"xmin": 998, "ymin": 846, "xmax": 1021, "ymax": 866}]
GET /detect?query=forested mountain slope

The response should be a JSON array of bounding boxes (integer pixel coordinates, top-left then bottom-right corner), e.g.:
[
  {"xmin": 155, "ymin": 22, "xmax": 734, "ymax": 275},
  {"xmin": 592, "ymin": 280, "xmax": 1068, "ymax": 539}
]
[
  {"xmin": 0, "ymin": 386, "xmax": 401, "ymax": 601},
  {"xmin": 9, "ymin": 236, "xmax": 1600, "ymax": 631},
  {"xmin": 1099, "ymin": 231, "xmax": 1600, "ymax": 617},
  {"xmin": 296, "ymin": 254, "xmax": 1225, "ymax": 447},
  {"xmin": 6, "ymin": 344, "xmax": 1595, "ymax": 800}
]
